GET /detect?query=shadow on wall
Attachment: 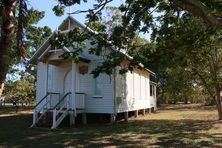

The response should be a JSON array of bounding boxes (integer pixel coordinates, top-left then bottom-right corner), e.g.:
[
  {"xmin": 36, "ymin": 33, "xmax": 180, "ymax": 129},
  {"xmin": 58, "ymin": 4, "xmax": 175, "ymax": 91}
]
[{"xmin": 116, "ymin": 71, "xmax": 137, "ymax": 111}]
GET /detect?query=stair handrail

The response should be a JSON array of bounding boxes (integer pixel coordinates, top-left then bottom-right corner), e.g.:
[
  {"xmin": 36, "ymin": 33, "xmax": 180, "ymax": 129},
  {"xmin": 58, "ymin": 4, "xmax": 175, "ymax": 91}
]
[
  {"xmin": 34, "ymin": 92, "xmax": 60, "ymax": 109},
  {"xmin": 31, "ymin": 92, "xmax": 60, "ymax": 127},
  {"xmin": 51, "ymin": 92, "xmax": 71, "ymax": 129},
  {"xmin": 52, "ymin": 92, "xmax": 71, "ymax": 110}
]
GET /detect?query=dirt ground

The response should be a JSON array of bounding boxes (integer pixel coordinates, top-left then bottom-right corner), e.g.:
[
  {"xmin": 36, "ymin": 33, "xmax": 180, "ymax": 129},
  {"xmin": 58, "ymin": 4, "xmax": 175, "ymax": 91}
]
[{"xmin": 0, "ymin": 104, "xmax": 221, "ymax": 148}]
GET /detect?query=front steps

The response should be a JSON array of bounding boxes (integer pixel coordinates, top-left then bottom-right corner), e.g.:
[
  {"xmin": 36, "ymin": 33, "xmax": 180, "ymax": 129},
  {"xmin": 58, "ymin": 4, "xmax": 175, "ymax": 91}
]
[
  {"xmin": 33, "ymin": 109, "xmax": 85, "ymax": 128},
  {"xmin": 36, "ymin": 110, "xmax": 65, "ymax": 128},
  {"xmin": 31, "ymin": 92, "xmax": 86, "ymax": 129},
  {"xmin": 37, "ymin": 111, "xmax": 53, "ymax": 127}
]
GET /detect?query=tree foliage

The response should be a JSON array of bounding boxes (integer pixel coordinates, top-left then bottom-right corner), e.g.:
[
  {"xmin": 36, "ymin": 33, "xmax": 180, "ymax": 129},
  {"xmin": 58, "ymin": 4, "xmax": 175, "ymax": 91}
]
[
  {"xmin": 1, "ymin": 0, "xmax": 222, "ymax": 118},
  {"xmin": 1, "ymin": 3, "xmax": 51, "ymax": 104},
  {"xmin": 3, "ymin": 75, "xmax": 35, "ymax": 105},
  {"xmin": 50, "ymin": 0, "xmax": 222, "ymax": 119}
]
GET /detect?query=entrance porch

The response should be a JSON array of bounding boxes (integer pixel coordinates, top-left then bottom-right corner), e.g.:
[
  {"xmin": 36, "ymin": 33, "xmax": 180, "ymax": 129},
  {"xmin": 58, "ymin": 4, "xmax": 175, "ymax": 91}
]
[{"xmin": 31, "ymin": 59, "xmax": 89, "ymax": 129}]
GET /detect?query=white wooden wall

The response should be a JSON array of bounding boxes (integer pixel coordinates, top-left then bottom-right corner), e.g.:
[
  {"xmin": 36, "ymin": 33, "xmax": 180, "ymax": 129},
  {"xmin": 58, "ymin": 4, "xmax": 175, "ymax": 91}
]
[
  {"xmin": 50, "ymin": 63, "xmax": 71, "ymax": 107},
  {"xmin": 116, "ymin": 69, "xmax": 155, "ymax": 113},
  {"xmin": 36, "ymin": 62, "xmax": 47, "ymax": 111},
  {"xmin": 35, "ymin": 18, "xmax": 157, "ymax": 114},
  {"xmin": 37, "ymin": 64, "xmax": 114, "ymax": 114},
  {"xmin": 150, "ymin": 84, "xmax": 157, "ymax": 110},
  {"xmin": 36, "ymin": 61, "xmax": 71, "ymax": 108},
  {"xmin": 78, "ymin": 63, "xmax": 114, "ymax": 113}
]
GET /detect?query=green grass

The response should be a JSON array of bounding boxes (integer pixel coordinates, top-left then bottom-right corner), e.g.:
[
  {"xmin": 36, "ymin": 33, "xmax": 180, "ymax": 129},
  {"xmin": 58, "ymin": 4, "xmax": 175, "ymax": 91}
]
[{"xmin": 0, "ymin": 104, "xmax": 221, "ymax": 148}]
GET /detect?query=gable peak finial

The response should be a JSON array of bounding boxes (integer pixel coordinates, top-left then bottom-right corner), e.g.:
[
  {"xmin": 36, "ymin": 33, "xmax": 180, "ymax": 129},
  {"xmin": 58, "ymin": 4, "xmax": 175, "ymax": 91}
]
[
  {"xmin": 67, "ymin": 6, "xmax": 71, "ymax": 30},
  {"xmin": 68, "ymin": 6, "xmax": 71, "ymax": 17}
]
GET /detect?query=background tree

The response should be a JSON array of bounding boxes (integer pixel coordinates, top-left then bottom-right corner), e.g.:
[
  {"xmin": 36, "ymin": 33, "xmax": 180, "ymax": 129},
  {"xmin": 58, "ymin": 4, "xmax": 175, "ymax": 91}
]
[
  {"xmin": 3, "ymin": 74, "xmax": 35, "ymax": 106},
  {"xmin": 0, "ymin": 2, "xmax": 51, "ymax": 105},
  {"xmin": 0, "ymin": 1, "xmax": 51, "ymax": 107},
  {"xmin": 1, "ymin": 0, "xmax": 222, "ymax": 118},
  {"xmin": 0, "ymin": 0, "xmax": 27, "ymax": 97},
  {"xmin": 147, "ymin": 14, "xmax": 222, "ymax": 119},
  {"xmin": 51, "ymin": 0, "xmax": 222, "ymax": 120}
]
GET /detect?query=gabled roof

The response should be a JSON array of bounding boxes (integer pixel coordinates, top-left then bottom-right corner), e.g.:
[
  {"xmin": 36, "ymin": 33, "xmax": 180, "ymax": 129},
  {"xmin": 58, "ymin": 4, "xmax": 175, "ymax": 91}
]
[
  {"xmin": 29, "ymin": 16, "xmax": 156, "ymax": 76},
  {"xmin": 29, "ymin": 16, "xmax": 95, "ymax": 64}
]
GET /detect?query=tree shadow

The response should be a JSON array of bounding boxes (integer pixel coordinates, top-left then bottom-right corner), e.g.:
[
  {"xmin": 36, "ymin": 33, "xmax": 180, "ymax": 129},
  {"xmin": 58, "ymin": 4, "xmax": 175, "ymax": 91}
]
[
  {"xmin": 160, "ymin": 104, "xmax": 217, "ymax": 111},
  {"xmin": 0, "ymin": 106, "xmax": 32, "ymax": 115},
  {"xmin": 0, "ymin": 114, "xmax": 221, "ymax": 147}
]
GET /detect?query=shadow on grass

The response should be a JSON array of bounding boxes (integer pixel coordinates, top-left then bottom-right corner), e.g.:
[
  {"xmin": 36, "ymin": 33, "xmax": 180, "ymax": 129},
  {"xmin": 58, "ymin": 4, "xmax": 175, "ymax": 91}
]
[
  {"xmin": 0, "ymin": 114, "xmax": 221, "ymax": 147},
  {"xmin": 160, "ymin": 104, "xmax": 217, "ymax": 112},
  {"xmin": 0, "ymin": 106, "xmax": 33, "ymax": 115}
]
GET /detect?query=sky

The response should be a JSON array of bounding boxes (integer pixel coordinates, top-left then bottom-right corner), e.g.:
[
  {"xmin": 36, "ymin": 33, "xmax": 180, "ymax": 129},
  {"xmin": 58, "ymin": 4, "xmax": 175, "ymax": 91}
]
[
  {"xmin": 28, "ymin": 0, "xmax": 123, "ymax": 30},
  {"xmin": 28, "ymin": 0, "xmax": 150, "ymax": 39}
]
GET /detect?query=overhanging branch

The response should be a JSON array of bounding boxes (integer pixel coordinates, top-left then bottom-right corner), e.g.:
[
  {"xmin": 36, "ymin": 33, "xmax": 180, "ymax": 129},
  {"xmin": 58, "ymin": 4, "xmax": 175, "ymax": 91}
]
[{"xmin": 172, "ymin": 0, "xmax": 222, "ymax": 29}]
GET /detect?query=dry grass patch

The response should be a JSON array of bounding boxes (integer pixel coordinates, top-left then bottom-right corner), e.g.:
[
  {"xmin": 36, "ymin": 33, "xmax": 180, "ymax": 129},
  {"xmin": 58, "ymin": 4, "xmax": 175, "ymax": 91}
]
[
  {"xmin": 0, "ymin": 104, "xmax": 221, "ymax": 148},
  {"xmin": 0, "ymin": 106, "xmax": 33, "ymax": 117}
]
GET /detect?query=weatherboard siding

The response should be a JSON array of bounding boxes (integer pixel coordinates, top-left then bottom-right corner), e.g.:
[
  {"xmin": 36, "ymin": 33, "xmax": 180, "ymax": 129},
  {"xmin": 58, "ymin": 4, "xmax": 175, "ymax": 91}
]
[
  {"xmin": 116, "ymin": 69, "xmax": 153, "ymax": 113},
  {"xmin": 34, "ymin": 16, "xmax": 156, "ymax": 115},
  {"xmin": 36, "ymin": 62, "xmax": 47, "ymax": 111},
  {"xmin": 78, "ymin": 63, "xmax": 115, "ymax": 113}
]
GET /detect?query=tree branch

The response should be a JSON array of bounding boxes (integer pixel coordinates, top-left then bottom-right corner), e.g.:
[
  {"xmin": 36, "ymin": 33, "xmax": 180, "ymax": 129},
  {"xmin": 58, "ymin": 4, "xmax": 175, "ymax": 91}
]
[
  {"xmin": 172, "ymin": 0, "xmax": 222, "ymax": 29},
  {"xmin": 70, "ymin": 0, "xmax": 112, "ymax": 15},
  {"xmin": 191, "ymin": 67, "xmax": 215, "ymax": 99}
]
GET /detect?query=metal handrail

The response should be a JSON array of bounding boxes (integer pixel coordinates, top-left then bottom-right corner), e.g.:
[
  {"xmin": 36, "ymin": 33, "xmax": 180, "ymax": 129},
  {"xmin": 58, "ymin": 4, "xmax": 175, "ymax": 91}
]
[
  {"xmin": 33, "ymin": 92, "xmax": 60, "ymax": 109},
  {"xmin": 52, "ymin": 92, "xmax": 71, "ymax": 110}
]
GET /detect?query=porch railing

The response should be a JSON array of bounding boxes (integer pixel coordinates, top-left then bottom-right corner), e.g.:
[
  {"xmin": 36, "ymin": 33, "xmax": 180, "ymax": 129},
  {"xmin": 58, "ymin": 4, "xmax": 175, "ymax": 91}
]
[
  {"xmin": 31, "ymin": 92, "xmax": 60, "ymax": 127},
  {"xmin": 51, "ymin": 92, "xmax": 71, "ymax": 129}
]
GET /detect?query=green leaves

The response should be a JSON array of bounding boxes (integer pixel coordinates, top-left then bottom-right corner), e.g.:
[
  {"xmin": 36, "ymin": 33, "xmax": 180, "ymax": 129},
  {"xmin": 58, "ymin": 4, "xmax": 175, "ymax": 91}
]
[
  {"xmin": 53, "ymin": 0, "xmax": 88, "ymax": 16},
  {"xmin": 53, "ymin": 5, "xmax": 65, "ymax": 16},
  {"xmin": 86, "ymin": 11, "xmax": 100, "ymax": 22},
  {"xmin": 3, "ymin": 76, "xmax": 35, "ymax": 104},
  {"xmin": 50, "ymin": 27, "xmax": 90, "ymax": 62},
  {"xmin": 27, "ymin": 8, "xmax": 45, "ymax": 24},
  {"xmin": 58, "ymin": 0, "xmax": 83, "ymax": 6}
]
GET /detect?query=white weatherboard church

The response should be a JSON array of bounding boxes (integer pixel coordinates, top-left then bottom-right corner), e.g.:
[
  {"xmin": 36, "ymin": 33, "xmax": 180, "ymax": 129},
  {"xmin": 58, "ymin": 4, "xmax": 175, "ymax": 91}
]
[{"xmin": 30, "ymin": 16, "xmax": 157, "ymax": 129}]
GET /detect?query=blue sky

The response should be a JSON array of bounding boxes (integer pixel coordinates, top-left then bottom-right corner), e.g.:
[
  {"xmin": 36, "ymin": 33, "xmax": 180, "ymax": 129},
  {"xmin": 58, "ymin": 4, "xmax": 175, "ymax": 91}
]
[{"xmin": 28, "ymin": 0, "xmax": 123, "ymax": 30}]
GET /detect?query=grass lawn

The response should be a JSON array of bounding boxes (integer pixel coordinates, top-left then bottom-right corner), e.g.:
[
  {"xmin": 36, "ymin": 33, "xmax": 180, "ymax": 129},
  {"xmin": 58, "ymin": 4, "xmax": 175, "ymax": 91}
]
[{"xmin": 0, "ymin": 104, "xmax": 221, "ymax": 148}]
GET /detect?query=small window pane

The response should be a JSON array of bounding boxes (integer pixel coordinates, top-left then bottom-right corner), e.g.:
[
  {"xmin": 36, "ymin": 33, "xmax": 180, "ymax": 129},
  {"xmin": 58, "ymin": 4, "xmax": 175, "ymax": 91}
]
[
  {"xmin": 121, "ymin": 74, "xmax": 126, "ymax": 99},
  {"xmin": 150, "ymin": 85, "xmax": 153, "ymax": 96},
  {"xmin": 94, "ymin": 74, "xmax": 103, "ymax": 95},
  {"xmin": 47, "ymin": 65, "xmax": 53, "ymax": 92},
  {"xmin": 153, "ymin": 86, "xmax": 156, "ymax": 97}
]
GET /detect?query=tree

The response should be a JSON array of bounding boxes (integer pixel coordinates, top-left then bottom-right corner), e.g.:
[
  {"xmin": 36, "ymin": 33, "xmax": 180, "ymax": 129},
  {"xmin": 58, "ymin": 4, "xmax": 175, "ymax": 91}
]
[
  {"xmin": 1, "ymin": 0, "xmax": 222, "ymax": 120},
  {"xmin": 52, "ymin": 0, "xmax": 222, "ymax": 72},
  {"xmin": 1, "ymin": 0, "xmax": 221, "ymax": 94},
  {"xmin": 51, "ymin": 0, "xmax": 222, "ymax": 120},
  {"xmin": 0, "ymin": 0, "xmax": 27, "ymax": 97},
  {"xmin": 148, "ymin": 14, "xmax": 222, "ymax": 119},
  {"xmin": 0, "ymin": 1, "xmax": 51, "ymax": 98},
  {"xmin": 0, "ymin": 0, "xmax": 16, "ymax": 97},
  {"xmin": 3, "ymin": 75, "xmax": 35, "ymax": 106}
]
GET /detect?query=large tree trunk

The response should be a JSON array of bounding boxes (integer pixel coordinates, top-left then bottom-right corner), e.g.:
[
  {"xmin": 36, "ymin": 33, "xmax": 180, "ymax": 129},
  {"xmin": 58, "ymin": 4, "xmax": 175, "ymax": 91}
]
[
  {"xmin": 217, "ymin": 104, "xmax": 222, "ymax": 120},
  {"xmin": 215, "ymin": 90, "xmax": 222, "ymax": 120},
  {"xmin": 184, "ymin": 97, "xmax": 188, "ymax": 104},
  {"xmin": 0, "ymin": 1, "xmax": 17, "ymax": 90},
  {"xmin": 0, "ymin": 83, "xmax": 4, "ymax": 98}
]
